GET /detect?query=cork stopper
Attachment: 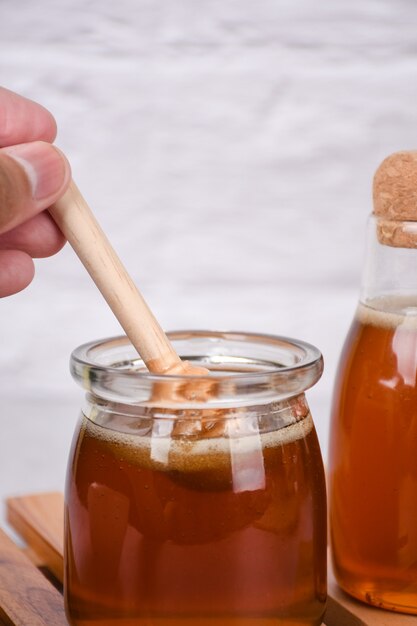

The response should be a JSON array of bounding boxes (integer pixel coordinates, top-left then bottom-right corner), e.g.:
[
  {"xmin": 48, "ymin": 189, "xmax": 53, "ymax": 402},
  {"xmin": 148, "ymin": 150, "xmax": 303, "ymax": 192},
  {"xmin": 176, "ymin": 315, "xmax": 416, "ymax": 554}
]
[{"xmin": 373, "ymin": 151, "xmax": 417, "ymax": 248}]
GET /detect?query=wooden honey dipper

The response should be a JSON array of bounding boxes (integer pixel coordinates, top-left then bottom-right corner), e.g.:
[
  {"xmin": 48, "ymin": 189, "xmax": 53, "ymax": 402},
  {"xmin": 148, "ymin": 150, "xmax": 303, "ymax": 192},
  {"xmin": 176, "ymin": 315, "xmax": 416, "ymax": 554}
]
[
  {"xmin": 50, "ymin": 181, "xmax": 209, "ymax": 381},
  {"xmin": 373, "ymin": 151, "xmax": 417, "ymax": 248}
]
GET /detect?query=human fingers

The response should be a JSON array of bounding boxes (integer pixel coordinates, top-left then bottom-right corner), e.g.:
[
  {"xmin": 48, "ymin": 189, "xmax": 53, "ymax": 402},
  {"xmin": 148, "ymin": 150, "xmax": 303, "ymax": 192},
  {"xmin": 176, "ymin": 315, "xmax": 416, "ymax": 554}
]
[
  {"xmin": 0, "ymin": 141, "xmax": 71, "ymax": 235},
  {"xmin": 0, "ymin": 249, "xmax": 34, "ymax": 297},
  {"xmin": 0, "ymin": 86, "xmax": 57, "ymax": 146},
  {"xmin": 0, "ymin": 211, "xmax": 66, "ymax": 258}
]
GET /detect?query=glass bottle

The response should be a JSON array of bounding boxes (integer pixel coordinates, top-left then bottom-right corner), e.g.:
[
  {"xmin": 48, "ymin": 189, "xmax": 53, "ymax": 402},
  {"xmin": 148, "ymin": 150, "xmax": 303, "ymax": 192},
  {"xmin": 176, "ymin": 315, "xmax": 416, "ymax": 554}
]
[
  {"xmin": 329, "ymin": 152, "xmax": 417, "ymax": 614},
  {"xmin": 65, "ymin": 330, "xmax": 327, "ymax": 625}
]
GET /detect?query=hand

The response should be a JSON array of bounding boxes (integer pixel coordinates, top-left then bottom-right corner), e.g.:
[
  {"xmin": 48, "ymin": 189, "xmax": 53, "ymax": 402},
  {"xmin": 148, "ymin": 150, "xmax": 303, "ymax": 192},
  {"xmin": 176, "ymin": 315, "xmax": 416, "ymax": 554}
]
[{"xmin": 0, "ymin": 87, "xmax": 71, "ymax": 297}]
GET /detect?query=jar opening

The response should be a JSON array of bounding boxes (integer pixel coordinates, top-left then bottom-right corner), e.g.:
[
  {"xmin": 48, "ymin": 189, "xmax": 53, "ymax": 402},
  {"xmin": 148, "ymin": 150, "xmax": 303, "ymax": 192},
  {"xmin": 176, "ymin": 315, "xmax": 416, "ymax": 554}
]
[{"xmin": 71, "ymin": 330, "xmax": 323, "ymax": 407}]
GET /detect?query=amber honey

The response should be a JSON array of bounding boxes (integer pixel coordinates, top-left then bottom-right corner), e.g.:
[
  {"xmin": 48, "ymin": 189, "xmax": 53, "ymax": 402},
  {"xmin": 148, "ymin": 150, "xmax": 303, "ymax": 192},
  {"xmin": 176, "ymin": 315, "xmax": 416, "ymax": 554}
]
[
  {"xmin": 329, "ymin": 297, "xmax": 417, "ymax": 613},
  {"xmin": 65, "ymin": 409, "xmax": 326, "ymax": 625}
]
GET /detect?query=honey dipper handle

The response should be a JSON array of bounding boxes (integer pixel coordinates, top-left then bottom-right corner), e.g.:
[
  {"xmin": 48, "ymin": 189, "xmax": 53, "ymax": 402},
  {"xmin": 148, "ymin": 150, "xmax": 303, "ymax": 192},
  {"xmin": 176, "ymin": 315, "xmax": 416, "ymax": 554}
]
[{"xmin": 49, "ymin": 181, "xmax": 183, "ymax": 374}]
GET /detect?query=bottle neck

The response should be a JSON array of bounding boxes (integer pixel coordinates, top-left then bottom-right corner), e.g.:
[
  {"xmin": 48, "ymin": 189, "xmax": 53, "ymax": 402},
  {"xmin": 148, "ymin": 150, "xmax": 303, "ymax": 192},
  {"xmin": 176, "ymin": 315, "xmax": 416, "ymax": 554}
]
[{"xmin": 360, "ymin": 215, "xmax": 417, "ymax": 310}]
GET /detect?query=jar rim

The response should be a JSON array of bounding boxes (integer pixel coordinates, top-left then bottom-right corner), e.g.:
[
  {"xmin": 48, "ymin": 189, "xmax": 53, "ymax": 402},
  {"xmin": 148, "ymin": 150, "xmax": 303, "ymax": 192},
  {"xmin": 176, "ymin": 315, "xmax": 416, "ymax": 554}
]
[
  {"xmin": 72, "ymin": 330, "xmax": 321, "ymax": 378},
  {"xmin": 71, "ymin": 330, "xmax": 323, "ymax": 406}
]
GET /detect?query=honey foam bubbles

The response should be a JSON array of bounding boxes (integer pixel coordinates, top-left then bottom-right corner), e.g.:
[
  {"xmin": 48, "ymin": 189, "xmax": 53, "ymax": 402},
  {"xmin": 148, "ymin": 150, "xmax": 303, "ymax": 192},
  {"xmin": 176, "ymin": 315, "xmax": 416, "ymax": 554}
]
[
  {"xmin": 80, "ymin": 408, "xmax": 314, "ymax": 477},
  {"xmin": 358, "ymin": 295, "xmax": 417, "ymax": 329}
]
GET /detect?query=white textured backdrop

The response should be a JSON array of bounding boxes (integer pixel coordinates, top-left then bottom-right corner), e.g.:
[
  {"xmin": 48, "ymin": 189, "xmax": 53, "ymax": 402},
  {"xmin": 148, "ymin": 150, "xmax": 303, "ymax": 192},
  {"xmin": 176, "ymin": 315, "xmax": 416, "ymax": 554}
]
[{"xmin": 2, "ymin": 0, "xmax": 417, "ymax": 510}]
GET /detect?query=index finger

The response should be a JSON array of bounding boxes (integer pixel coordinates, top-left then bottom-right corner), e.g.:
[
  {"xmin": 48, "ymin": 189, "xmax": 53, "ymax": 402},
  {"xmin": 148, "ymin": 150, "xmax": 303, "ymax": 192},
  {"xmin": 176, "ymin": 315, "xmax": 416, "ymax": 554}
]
[{"xmin": 0, "ymin": 86, "xmax": 57, "ymax": 148}]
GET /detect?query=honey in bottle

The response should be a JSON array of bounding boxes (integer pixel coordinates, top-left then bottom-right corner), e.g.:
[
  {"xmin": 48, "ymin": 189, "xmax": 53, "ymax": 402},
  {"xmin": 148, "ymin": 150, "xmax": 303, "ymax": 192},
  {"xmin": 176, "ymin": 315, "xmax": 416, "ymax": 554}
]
[{"xmin": 329, "ymin": 152, "xmax": 417, "ymax": 614}]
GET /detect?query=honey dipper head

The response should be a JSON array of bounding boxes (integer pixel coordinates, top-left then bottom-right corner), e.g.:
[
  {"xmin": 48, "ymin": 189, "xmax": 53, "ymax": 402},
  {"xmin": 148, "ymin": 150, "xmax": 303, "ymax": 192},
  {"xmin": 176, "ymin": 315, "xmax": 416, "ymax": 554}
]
[{"xmin": 373, "ymin": 151, "xmax": 417, "ymax": 247}]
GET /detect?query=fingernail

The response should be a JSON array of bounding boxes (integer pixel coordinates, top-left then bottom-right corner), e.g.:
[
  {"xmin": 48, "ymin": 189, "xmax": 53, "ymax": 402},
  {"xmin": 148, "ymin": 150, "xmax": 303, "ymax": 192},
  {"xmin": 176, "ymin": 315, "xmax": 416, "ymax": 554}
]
[{"xmin": 2, "ymin": 141, "xmax": 68, "ymax": 201}]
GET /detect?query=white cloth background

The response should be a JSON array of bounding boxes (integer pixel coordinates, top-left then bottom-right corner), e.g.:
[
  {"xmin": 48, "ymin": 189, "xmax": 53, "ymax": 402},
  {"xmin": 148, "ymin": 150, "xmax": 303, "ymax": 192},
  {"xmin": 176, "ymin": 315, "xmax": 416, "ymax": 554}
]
[{"xmin": 1, "ymin": 0, "xmax": 417, "ymax": 510}]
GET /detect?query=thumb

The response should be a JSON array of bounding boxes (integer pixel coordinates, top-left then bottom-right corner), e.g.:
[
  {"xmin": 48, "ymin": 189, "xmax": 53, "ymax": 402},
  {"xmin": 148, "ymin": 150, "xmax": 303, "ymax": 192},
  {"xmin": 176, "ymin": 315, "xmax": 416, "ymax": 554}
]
[{"xmin": 0, "ymin": 141, "xmax": 71, "ymax": 235}]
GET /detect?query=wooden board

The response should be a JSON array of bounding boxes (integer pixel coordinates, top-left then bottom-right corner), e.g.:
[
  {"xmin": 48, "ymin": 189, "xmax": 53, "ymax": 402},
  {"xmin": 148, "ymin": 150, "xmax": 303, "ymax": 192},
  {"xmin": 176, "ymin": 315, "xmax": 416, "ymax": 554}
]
[
  {"xmin": 3, "ymin": 492, "xmax": 416, "ymax": 625},
  {"xmin": 0, "ymin": 527, "xmax": 67, "ymax": 625},
  {"xmin": 7, "ymin": 492, "xmax": 64, "ymax": 583}
]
